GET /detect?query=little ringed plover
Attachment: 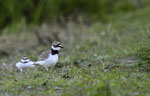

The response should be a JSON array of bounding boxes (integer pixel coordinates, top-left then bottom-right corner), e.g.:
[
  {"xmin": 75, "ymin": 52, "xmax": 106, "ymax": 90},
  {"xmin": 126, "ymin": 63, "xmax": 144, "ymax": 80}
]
[
  {"xmin": 35, "ymin": 41, "xmax": 63, "ymax": 70},
  {"xmin": 16, "ymin": 56, "xmax": 35, "ymax": 72}
]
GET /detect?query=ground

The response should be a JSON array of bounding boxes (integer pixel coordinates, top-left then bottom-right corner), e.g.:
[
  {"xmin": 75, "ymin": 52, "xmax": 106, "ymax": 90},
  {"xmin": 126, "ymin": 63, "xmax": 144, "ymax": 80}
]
[{"xmin": 0, "ymin": 7, "xmax": 150, "ymax": 96}]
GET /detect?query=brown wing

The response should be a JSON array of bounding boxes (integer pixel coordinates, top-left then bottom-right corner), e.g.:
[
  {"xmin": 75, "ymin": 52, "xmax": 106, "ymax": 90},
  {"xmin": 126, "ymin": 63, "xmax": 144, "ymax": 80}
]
[{"xmin": 38, "ymin": 50, "xmax": 51, "ymax": 61}]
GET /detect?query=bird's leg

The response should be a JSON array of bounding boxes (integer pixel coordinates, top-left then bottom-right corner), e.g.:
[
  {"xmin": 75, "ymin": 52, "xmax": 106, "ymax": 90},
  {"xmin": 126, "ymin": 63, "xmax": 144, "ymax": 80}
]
[
  {"xmin": 44, "ymin": 66, "xmax": 48, "ymax": 71},
  {"xmin": 20, "ymin": 69, "xmax": 26, "ymax": 74},
  {"xmin": 20, "ymin": 69, "xmax": 23, "ymax": 72},
  {"xmin": 50, "ymin": 65, "xmax": 55, "ymax": 73}
]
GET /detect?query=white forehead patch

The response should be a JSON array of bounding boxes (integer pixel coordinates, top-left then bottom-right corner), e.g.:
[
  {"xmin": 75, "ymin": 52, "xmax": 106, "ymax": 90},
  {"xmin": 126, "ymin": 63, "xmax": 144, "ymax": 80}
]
[{"xmin": 52, "ymin": 45, "xmax": 61, "ymax": 51}]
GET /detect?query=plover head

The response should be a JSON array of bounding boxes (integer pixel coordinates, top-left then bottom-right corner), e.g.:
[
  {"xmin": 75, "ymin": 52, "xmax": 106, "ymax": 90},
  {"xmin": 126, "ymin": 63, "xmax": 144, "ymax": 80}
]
[
  {"xmin": 51, "ymin": 41, "xmax": 63, "ymax": 51},
  {"xmin": 20, "ymin": 56, "xmax": 30, "ymax": 63}
]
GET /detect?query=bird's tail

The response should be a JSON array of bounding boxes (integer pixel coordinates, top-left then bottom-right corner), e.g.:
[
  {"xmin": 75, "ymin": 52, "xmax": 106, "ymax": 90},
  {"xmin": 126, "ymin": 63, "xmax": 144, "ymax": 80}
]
[{"xmin": 33, "ymin": 61, "xmax": 43, "ymax": 66}]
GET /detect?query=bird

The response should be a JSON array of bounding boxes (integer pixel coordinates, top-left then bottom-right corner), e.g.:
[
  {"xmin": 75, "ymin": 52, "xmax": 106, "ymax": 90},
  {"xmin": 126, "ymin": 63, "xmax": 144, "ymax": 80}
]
[
  {"xmin": 16, "ymin": 56, "xmax": 35, "ymax": 72},
  {"xmin": 35, "ymin": 41, "xmax": 63, "ymax": 71}
]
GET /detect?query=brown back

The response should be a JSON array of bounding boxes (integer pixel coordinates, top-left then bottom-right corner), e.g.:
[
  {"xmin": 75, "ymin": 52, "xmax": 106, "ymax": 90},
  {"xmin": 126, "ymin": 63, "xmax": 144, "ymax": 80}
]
[{"xmin": 38, "ymin": 50, "xmax": 51, "ymax": 61}]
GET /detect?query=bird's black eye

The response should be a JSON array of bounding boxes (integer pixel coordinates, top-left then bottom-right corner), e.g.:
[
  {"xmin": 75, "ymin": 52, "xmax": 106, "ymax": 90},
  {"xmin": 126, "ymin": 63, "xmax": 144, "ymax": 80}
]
[{"xmin": 53, "ymin": 45, "xmax": 57, "ymax": 47}]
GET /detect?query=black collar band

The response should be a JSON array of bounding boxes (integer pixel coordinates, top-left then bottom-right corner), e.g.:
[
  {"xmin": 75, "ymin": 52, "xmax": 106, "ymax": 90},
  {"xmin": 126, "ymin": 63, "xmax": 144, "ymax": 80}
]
[
  {"xmin": 51, "ymin": 48, "xmax": 59, "ymax": 55},
  {"xmin": 20, "ymin": 61, "xmax": 28, "ymax": 63}
]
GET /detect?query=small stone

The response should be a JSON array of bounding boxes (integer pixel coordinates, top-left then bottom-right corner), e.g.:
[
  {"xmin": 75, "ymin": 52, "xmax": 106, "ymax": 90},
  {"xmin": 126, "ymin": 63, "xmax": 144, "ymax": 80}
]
[
  {"xmin": 88, "ymin": 64, "xmax": 92, "ymax": 67},
  {"xmin": 42, "ymin": 81, "xmax": 48, "ymax": 86},
  {"xmin": 73, "ymin": 61, "xmax": 79, "ymax": 66},
  {"xmin": 61, "ymin": 75, "xmax": 70, "ymax": 79}
]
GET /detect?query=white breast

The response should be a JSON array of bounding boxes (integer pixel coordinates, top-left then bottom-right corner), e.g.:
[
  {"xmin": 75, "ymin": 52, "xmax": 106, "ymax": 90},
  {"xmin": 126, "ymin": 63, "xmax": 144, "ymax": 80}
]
[
  {"xmin": 16, "ymin": 61, "xmax": 35, "ymax": 69},
  {"xmin": 44, "ymin": 54, "xmax": 58, "ymax": 67}
]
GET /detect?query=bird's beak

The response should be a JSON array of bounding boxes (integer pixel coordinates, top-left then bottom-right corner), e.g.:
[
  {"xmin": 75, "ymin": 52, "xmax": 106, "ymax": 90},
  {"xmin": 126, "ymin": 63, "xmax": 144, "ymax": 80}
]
[
  {"xmin": 58, "ymin": 45, "xmax": 63, "ymax": 48},
  {"xmin": 60, "ymin": 46, "xmax": 64, "ymax": 48}
]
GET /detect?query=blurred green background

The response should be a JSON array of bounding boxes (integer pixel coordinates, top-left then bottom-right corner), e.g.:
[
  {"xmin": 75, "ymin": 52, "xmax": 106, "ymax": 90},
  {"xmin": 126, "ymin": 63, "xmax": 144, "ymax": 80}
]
[
  {"xmin": 1, "ymin": 1, "xmax": 150, "ymax": 96},
  {"xmin": 0, "ymin": 0, "xmax": 149, "ymax": 31}
]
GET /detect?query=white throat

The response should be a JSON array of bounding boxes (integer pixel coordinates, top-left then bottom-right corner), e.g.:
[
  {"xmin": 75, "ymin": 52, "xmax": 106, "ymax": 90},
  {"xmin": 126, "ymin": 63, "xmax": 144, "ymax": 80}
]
[{"xmin": 51, "ymin": 45, "xmax": 61, "ymax": 51}]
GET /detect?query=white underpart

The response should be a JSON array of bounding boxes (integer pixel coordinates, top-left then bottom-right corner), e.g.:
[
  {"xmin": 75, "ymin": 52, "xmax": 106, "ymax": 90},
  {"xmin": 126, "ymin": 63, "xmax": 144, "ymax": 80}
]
[
  {"xmin": 35, "ymin": 53, "xmax": 58, "ymax": 70},
  {"xmin": 16, "ymin": 61, "xmax": 35, "ymax": 72}
]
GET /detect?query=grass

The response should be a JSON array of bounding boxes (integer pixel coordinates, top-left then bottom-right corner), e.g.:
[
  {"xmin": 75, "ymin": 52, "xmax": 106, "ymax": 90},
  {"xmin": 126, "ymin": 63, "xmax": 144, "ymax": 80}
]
[
  {"xmin": 0, "ymin": 7, "xmax": 150, "ymax": 96},
  {"xmin": 0, "ymin": 0, "xmax": 137, "ymax": 31}
]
